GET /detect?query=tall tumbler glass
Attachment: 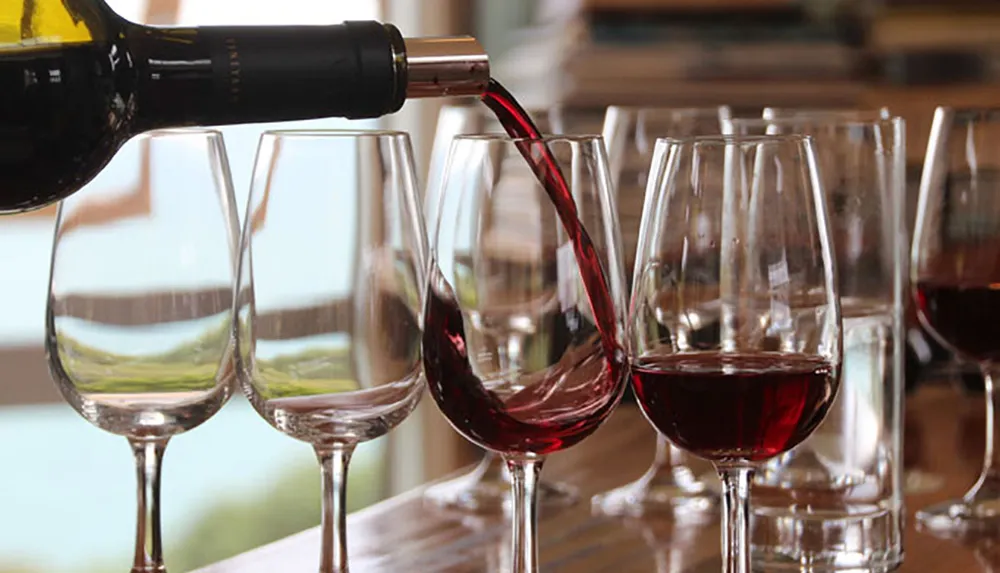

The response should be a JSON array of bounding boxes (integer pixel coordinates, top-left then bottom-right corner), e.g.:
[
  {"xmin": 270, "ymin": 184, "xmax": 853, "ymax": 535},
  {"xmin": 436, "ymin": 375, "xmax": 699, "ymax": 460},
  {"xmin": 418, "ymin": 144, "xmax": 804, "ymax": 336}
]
[
  {"xmin": 727, "ymin": 116, "xmax": 906, "ymax": 570},
  {"xmin": 590, "ymin": 106, "xmax": 731, "ymax": 519},
  {"xmin": 422, "ymin": 102, "xmax": 582, "ymax": 514}
]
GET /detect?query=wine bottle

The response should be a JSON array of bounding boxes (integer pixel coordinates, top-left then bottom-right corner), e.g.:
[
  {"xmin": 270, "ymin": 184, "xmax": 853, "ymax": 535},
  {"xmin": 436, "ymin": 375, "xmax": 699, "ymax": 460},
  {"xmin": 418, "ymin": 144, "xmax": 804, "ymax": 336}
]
[{"xmin": 0, "ymin": 0, "xmax": 489, "ymax": 213}]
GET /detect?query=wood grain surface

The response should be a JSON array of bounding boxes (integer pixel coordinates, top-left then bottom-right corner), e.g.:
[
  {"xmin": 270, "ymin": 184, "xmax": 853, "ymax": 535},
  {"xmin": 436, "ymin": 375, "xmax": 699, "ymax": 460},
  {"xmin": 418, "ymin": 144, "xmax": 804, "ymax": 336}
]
[{"xmin": 194, "ymin": 384, "xmax": 998, "ymax": 572}]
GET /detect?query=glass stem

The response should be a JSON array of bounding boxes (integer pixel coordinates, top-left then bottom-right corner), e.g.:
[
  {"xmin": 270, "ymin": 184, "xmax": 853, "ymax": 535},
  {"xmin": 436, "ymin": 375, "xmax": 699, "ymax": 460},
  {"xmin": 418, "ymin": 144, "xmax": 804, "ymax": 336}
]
[
  {"xmin": 129, "ymin": 438, "xmax": 168, "ymax": 573},
  {"xmin": 652, "ymin": 434, "xmax": 671, "ymax": 468},
  {"xmin": 719, "ymin": 466, "xmax": 754, "ymax": 573},
  {"xmin": 497, "ymin": 335, "xmax": 525, "ymax": 487},
  {"xmin": 317, "ymin": 443, "xmax": 356, "ymax": 573},
  {"xmin": 969, "ymin": 368, "xmax": 1000, "ymax": 499},
  {"xmin": 506, "ymin": 455, "xmax": 545, "ymax": 573}
]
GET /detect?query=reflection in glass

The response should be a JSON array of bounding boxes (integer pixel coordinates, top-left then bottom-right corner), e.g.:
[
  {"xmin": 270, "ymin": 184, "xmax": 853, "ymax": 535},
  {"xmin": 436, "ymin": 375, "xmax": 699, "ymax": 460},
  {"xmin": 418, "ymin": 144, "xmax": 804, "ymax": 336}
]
[{"xmin": 622, "ymin": 514, "xmax": 712, "ymax": 573}]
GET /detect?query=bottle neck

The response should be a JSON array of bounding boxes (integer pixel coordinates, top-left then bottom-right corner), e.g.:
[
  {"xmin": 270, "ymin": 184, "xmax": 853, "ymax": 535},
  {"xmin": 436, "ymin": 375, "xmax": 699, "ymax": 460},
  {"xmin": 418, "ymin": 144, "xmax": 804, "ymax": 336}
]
[{"xmin": 127, "ymin": 21, "xmax": 407, "ymax": 130}]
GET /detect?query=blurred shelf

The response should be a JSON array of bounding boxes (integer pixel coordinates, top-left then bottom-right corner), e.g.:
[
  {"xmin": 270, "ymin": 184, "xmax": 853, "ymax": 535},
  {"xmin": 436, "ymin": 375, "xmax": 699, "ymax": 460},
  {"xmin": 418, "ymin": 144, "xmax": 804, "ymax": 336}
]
[{"xmin": 573, "ymin": 0, "xmax": 796, "ymax": 10}]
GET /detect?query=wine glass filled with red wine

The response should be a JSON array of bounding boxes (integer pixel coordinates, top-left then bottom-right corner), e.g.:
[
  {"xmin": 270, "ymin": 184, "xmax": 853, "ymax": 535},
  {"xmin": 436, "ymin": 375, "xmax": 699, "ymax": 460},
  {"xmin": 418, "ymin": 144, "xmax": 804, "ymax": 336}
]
[
  {"xmin": 630, "ymin": 134, "xmax": 842, "ymax": 573},
  {"xmin": 423, "ymin": 133, "xmax": 629, "ymax": 571},
  {"xmin": 422, "ymin": 101, "xmax": 582, "ymax": 514},
  {"xmin": 911, "ymin": 107, "xmax": 1000, "ymax": 536}
]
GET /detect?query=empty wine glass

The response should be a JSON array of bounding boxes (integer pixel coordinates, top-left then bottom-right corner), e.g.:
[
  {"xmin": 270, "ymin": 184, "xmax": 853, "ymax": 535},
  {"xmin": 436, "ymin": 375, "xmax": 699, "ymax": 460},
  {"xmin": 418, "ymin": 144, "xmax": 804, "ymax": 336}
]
[
  {"xmin": 422, "ymin": 102, "xmax": 582, "ymax": 514},
  {"xmin": 591, "ymin": 105, "xmax": 731, "ymax": 519},
  {"xmin": 912, "ymin": 107, "xmax": 1000, "ymax": 536},
  {"xmin": 45, "ymin": 129, "xmax": 240, "ymax": 573},
  {"xmin": 631, "ymin": 134, "xmax": 842, "ymax": 573},
  {"xmin": 424, "ymin": 134, "xmax": 629, "ymax": 571},
  {"xmin": 233, "ymin": 130, "xmax": 427, "ymax": 572}
]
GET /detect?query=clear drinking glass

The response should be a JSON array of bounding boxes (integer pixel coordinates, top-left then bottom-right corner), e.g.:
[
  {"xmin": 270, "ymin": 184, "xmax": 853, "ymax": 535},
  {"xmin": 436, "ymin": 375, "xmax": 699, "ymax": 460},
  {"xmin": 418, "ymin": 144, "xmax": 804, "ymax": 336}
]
[
  {"xmin": 45, "ymin": 129, "xmax": 240, "ymax": 573},
  {"xmin": 631, "ymin": 134, "xmax": 842, "ymax": 573},
  {"xmin": 423, "ymin": 134, "xmax": 629, "ymax": 572},
  {"xmin": 233, "ymin": 130, "xmax": 427, "ymax": 572},
  {"xmin": 727, "ymin": 115, "xmax": 906, "ymax": 569},
  {"xmin": 912, "ymin": 107, "xmax": 1000, "ymax": 536},
  {"xmin": 422, "ymin": 102, "xmax": 581, "ymax": 514},
  {"xmin": 591, "ymin": 105, "xmax": 731, "ymax": 519}
]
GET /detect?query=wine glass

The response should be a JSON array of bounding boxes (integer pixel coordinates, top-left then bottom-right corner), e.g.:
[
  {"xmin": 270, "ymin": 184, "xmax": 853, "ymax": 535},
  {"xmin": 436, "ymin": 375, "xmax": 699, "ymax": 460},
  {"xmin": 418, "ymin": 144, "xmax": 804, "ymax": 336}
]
[
  {"xmin": 424, "ymin": 134, "xmax": 629, "ymax": 571},
  {"xmin": 591, "ymin": 105, "xmax": 731, "ymax": 519},
  {"xmin": 233, "ymin": 130, "xmax": 427, "ymax": 572},
  {"xmin": 911, "ymin": 107, "xmax": 1000, "ymax": 536},
  {"xmin": 45, "ymin": 129, "xmax": 240, "ymax": 573},
  {"xmin": 422, "ymin": 102, "xmax": 582, "ymax": 514},
  {"xmin": 631, "ymin": 134, "xmax": 842, "ymax": 572}
]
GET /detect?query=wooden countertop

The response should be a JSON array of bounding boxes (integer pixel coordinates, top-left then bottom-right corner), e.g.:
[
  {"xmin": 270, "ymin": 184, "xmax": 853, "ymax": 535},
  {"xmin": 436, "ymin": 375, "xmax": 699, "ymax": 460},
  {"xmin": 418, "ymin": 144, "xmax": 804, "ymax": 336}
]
[{"xmin": 194, "ymin": 384, "xmax": 998, "ymax": 572}]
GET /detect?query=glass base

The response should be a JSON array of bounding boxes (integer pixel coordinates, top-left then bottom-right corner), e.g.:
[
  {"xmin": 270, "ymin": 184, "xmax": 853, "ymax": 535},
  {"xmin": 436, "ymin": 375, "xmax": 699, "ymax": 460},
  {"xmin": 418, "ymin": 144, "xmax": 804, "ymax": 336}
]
[
  {"xmin": 423, "ymin": 465, "xmax": 578, "ymax": 514},
  {"xmin": 916, "ymin": 498, "xmax": 1000, "ymax": 538},
  {"xmin": 751, "ymin": 504, "xmax": 902, "ymax": 572},
  {"xmin": 591, "ymin": 465, "xmax": 719, "ymax": 518},
  {"xmin": 917, "ymin": 470, "xmax": 1000, "ymax": 538}
]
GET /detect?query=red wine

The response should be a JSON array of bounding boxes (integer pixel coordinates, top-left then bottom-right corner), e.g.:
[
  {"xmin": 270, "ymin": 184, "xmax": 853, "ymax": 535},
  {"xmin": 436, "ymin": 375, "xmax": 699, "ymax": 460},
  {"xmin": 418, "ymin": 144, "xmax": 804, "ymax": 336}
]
[
  {"xmin": 631, "ymin": 352, "xmax": 836, "ymax": 462},
  {"xmin": 915, "ymin": 281, "xmax": 1000, "ymax": 363},
  {"xmin": 423, "ymin": 288, "xmax": 624, "ymax": 454},
  {"xmin": 0, "ymin": 0, "xmax": 489, "ymax": 213},
  {"xmin": 421, "ymin": 79, "xmax": 627, "ymax": 454}
]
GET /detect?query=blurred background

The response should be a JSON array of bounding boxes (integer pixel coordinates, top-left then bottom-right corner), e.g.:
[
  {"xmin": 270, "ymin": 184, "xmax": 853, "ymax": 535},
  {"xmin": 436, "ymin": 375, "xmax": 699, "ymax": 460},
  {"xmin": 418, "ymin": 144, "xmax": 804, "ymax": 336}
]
[{"xmin": 0, "ymin": 0, "xmax": 992, "ymax": 570}]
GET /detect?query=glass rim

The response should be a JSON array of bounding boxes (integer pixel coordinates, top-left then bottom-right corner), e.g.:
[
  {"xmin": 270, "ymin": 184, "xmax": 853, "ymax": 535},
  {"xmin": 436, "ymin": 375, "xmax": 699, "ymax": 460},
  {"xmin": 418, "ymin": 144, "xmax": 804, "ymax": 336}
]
[
  {"xmin": 762, "ymin": 106, "xmax": 890, "ymax": 117},
  {"xmin": 260, "ymin": 129, "xmax": 411, "ymax": 140},
  {"xmin": 656, "ymin": 133, "xmax": 814, "ymax": 147},
  {"xmin": 727, "ymin": 115, "xmax": 903, "ymax": 129},
  {"xmin": 606, "ymin": 105, "xmax": 731, "ymax": 115},
  {"xmin": 452, "ymin": 133, "xmax": 604, "ymax": 144},
  {"xmin": 144, "ymin": 127, "xmax": 223, "ymax": 137}
]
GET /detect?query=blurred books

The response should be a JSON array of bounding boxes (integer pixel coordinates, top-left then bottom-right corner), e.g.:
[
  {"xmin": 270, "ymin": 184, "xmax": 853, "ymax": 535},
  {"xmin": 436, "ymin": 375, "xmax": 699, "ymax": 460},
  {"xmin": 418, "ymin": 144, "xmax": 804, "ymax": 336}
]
[
  {"xmin": 486, "ymin": 0, "xmax": 1000, "ymax": 181},
  {"xmin": 482, "ymin": 0, "xmax": 1000, "ymax": 241},
  {"xmin": 871, "ymin": 4, "xmax": 1000, "ymax": 85},
  {"xmin": 496, "ymin": 0, "xmax": 866, "ymax": 109}
]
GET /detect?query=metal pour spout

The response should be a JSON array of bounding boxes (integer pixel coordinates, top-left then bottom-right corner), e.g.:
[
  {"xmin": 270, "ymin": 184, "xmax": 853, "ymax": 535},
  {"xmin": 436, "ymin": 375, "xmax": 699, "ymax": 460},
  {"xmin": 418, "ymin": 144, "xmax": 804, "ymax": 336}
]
[{"xmin": 403, "ymin": 36, "xmax": 490, "ymax": 98}]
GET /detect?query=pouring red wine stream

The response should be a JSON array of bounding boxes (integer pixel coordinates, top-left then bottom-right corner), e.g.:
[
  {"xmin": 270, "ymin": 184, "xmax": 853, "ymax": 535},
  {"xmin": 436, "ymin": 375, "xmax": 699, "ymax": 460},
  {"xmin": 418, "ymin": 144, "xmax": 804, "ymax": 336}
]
[
  {"xmin": 421, "ymin": 79, "xmax": 626, "ymax": 453},
  {"xmin": 480, "ymin": 79, "xmax": 621, "ymax": 354}
]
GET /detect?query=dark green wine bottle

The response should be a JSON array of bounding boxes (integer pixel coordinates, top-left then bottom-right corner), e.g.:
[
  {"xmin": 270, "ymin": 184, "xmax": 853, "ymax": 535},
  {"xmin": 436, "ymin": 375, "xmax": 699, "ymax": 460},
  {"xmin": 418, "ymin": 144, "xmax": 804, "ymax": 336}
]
[{"xmin": 0, "ymin": 0, "xmax": 489, "ymax": 213}]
